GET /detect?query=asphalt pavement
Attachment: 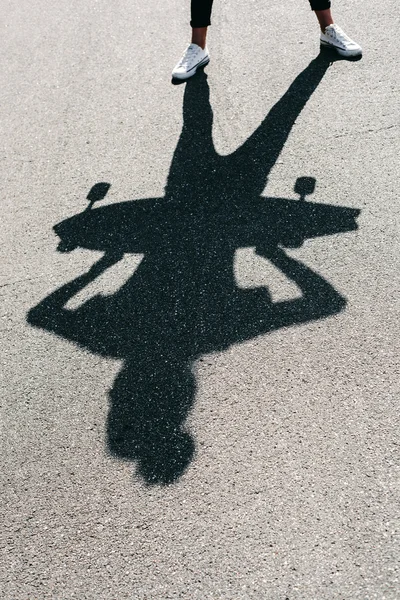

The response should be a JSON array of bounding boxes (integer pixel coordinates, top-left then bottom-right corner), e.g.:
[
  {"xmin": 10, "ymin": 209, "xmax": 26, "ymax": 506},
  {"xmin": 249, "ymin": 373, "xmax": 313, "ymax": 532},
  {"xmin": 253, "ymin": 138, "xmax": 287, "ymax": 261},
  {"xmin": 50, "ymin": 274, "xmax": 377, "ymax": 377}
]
[{"xmin": 1, "ymin": 0, "xmax": 399, "ymax": 598}]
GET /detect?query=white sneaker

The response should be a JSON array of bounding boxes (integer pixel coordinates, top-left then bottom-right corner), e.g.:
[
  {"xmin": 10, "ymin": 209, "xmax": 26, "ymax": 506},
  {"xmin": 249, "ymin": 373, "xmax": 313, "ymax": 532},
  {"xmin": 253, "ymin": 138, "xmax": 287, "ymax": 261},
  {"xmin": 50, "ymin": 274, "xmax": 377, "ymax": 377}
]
[
  {"xmin": 172, "ymin": 43, "xmax": 210, "ymax": 80},
  {"xmin": 320, "ymin": 24, "xmax": 362, "ymax": 57}
]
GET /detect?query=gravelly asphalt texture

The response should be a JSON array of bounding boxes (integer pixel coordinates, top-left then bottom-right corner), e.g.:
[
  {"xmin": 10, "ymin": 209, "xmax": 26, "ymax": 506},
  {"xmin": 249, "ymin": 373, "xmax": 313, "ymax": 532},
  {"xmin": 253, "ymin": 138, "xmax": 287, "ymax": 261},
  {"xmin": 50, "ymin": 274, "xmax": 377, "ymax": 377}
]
[{"xmin": 1, "ymin": 0, "xmax": 399, "ymax": 598}]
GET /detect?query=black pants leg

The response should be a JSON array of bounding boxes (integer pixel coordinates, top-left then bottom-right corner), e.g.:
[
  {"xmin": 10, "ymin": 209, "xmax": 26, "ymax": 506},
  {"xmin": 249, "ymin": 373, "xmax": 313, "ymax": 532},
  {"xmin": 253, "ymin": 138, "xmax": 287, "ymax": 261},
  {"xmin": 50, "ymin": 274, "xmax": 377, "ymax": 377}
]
[
  {"xmin": 190, "ymin": 0, "xmax": 214, "ymax": 27},
  {"xmin": 190, "ymin": 0, "xmax": 332, "ymax": 28}
]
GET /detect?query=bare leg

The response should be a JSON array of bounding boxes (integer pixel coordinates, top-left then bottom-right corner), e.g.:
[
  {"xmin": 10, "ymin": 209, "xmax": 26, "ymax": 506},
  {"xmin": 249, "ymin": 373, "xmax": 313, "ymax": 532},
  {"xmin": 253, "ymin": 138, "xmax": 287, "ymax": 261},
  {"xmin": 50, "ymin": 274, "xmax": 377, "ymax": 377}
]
[
  {"xmin": 314, "ymin": 8, "xmax": 334, "ymax": 32},
  {"xmin": 191, "ymin": 27, "xmax": 208, "ymax": 49}
]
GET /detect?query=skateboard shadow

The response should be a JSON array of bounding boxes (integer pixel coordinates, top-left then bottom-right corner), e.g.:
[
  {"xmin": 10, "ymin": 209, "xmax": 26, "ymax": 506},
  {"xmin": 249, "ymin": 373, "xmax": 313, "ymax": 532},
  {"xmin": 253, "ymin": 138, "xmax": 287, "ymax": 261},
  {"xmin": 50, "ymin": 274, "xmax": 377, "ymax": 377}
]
[{"xmin": 28, "ymin": 52, "xmax": 360, "ymax": 485}]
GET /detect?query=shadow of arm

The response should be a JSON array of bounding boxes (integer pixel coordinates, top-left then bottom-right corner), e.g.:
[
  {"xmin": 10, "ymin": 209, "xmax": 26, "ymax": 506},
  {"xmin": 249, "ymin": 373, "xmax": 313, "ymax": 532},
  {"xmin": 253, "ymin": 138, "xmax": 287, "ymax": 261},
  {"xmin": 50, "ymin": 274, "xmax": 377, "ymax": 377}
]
[
  {"xmin": 264, "ymin": 247, "xmax": 346, "ymax": 329},
  {"xmin": 27, "ymin": 252, "xmax": 123, "ymax": 336},
  {"xmin": 224, "ymin": 246, "xmax": 346, "ymax": 351}
]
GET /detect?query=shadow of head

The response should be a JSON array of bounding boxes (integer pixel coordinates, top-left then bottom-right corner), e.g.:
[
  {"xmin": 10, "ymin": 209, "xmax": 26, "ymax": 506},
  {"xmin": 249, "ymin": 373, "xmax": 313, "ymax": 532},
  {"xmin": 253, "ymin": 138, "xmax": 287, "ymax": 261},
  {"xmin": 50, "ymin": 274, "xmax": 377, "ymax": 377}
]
[{"xmin": 107, "ymin": 359, "xmax": 197, "ymax": 485}]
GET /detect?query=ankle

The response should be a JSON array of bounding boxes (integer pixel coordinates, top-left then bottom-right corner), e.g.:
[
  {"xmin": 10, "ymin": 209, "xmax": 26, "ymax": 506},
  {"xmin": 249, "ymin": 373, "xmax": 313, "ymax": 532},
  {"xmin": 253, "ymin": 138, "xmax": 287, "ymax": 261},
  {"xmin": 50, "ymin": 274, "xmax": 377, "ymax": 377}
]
[
  {"xmin": 320, "ymin": 22, "xmax": 334, "ymax": 33},
  {"xmin": 191, "ymin": 27, "xmax": 207, "ymax": 49},
  {"xmin": 315, "ymin": 8, "xmax": 334, "ymax": 32},
  {"xmin": 191, "ymin": 40, "xmax": 207, "ymax": 50}
]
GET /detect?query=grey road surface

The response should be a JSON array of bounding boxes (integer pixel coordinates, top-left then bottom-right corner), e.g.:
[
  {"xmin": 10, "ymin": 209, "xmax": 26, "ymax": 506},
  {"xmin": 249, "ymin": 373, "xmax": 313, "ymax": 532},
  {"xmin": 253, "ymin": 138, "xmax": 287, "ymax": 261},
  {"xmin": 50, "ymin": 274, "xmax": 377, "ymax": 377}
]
[{"xmin": 1, "ymin": 0, "xmax": 399, "ymax": 598}]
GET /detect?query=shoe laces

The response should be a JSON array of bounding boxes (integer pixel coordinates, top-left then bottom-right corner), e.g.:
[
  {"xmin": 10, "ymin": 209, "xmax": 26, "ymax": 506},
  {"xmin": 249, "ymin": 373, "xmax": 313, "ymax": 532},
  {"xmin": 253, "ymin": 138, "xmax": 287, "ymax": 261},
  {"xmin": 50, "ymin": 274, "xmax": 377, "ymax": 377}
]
[
  {"xmin": 327, "ymin": 24, "xmax": 351, "ymax": 43},
  {"xmin": 178, "ymin": 44, "xmax": 199, "ymax": 67}
]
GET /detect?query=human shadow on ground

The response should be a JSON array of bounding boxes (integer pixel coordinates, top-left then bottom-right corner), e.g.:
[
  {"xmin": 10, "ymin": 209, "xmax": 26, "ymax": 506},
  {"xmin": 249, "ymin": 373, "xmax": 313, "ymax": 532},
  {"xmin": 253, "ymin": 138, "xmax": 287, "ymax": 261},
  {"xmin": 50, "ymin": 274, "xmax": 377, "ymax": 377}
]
[{"xmin": 28, "ymin": 51, "xmax": 360, "ymax": 485}]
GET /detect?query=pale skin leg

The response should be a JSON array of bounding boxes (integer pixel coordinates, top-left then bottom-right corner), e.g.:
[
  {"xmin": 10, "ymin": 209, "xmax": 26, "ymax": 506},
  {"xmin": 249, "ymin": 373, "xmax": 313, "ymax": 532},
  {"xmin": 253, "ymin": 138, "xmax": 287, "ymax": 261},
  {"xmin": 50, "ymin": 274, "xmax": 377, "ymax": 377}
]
[{"xmin": 191, "ymin": 8, "xmax": 334, "ymax": 48}]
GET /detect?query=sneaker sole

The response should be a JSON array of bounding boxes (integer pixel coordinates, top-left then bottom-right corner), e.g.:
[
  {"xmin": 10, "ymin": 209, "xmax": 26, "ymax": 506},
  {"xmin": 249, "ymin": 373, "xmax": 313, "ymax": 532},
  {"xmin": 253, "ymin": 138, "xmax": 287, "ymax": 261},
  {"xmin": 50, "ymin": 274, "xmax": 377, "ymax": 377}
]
[
  {"xmin": 172, "ymin": 57, "xmax": 210, "ymax": 80},
  {"xmin": 320, "ymin": 40, "xmax": 362, "ymax": 57}
]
